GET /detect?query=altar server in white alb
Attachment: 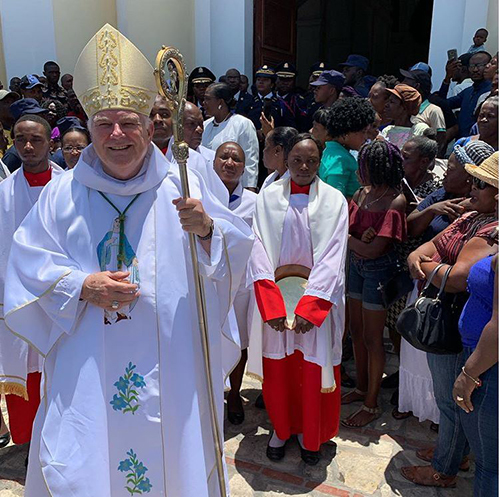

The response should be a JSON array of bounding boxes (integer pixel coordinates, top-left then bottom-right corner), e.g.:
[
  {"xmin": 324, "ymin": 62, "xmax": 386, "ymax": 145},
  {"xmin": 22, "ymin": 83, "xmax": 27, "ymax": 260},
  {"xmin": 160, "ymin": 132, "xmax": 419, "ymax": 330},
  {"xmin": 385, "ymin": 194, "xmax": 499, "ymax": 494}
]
[
  {"xmin": 213, "ymin": 141, "xmax": 257, "ymax": 424},
  {"xmin": 247, "ymin": 133, "xmax": 348, "ymax": 466},
  {"xmin": 0, "ymin": 115, "xmax": 63, "ymax": 446},
  {"xmin": 202, "ymin": 83, "xmax": 259, "ymax": 189},
  {"xmin": 4, "ymin": 24, "xmax": 253, "ymax": 497}
]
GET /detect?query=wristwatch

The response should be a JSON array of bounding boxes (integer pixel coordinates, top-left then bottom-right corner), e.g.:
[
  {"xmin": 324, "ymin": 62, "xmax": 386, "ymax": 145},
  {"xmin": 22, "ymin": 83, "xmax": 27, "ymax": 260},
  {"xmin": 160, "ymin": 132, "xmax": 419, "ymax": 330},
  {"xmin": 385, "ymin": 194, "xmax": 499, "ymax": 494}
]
[{"xmin": 197, "ymin": 219, "xmax": 214, "ymax": 241}]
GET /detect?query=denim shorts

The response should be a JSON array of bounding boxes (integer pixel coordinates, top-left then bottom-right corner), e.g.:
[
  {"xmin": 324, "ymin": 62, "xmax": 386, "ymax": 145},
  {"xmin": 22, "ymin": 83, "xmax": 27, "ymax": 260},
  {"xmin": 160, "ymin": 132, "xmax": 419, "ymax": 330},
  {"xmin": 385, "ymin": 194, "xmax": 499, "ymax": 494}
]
[{"xmin": 348, "ymin": 251, "xmax": 399, "ymax": 311}]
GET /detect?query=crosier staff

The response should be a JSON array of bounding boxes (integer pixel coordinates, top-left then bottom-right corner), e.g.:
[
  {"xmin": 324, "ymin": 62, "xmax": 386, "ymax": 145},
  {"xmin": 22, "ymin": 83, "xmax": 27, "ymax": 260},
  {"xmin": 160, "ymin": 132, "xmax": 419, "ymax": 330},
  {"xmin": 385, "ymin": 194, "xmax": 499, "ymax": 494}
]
[{"xmin": 154, "ymin": 47, "xmax": 227, "ymax": 497}]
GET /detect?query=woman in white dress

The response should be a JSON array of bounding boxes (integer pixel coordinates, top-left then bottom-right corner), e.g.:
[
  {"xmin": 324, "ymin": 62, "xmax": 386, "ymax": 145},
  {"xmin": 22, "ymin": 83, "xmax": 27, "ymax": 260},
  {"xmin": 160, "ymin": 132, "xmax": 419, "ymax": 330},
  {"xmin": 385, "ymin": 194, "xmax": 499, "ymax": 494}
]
[{"xmin": 202, "ymin": 83, "xmax": 259, "ymax": 189}]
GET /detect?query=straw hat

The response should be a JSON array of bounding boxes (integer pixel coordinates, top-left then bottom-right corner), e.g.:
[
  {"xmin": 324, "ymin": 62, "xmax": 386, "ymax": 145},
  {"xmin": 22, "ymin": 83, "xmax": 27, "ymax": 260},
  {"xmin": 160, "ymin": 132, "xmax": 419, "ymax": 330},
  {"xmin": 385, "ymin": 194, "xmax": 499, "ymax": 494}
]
[{"xmin": 465, "ymin": 151, "xmax": 499, "ymax": 188}]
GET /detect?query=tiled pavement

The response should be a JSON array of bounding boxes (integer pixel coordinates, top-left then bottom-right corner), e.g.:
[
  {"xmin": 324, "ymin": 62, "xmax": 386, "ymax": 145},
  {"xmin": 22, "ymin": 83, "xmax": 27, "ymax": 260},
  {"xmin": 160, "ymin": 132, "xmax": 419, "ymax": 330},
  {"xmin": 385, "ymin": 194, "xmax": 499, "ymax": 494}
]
[{"xmin": 0, "ymin": 355, "xmax": 474, "ymax": 496}]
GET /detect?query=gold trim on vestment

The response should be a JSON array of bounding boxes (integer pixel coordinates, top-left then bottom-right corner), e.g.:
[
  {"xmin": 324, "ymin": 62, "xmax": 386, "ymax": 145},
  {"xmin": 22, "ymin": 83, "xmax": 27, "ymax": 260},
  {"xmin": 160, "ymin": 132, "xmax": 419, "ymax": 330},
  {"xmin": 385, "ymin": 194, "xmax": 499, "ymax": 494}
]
[
  {"xmin": 0, "ymin": 381, "xmax": 28, "ymax": 400},
  {"xmin": 321, "ymin": 386, "xmax": 336, "ymax": 394}
]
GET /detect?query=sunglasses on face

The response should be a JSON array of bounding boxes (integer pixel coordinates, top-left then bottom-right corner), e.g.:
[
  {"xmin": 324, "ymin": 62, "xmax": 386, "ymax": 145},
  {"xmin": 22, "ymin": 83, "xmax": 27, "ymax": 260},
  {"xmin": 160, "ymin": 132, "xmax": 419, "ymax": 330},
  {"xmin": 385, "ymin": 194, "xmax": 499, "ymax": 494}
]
[{"xmin": 472, "ymin": 176, "xmax": 489, "ymax": 189}]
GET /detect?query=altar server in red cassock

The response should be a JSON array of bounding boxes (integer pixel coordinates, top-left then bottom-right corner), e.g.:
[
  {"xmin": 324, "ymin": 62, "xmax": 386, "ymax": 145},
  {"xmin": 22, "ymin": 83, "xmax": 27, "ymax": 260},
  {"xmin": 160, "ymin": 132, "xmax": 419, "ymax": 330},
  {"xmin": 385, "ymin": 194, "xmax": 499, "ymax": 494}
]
[{"xmin": 247, "ymin": 133, "xmax": 348, "ymax": 465}]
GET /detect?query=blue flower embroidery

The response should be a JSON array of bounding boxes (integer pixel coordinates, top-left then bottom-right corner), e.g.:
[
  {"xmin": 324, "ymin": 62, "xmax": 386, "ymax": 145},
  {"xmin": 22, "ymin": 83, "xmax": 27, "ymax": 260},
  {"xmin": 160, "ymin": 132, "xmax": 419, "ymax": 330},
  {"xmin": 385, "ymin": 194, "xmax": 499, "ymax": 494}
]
[
  {"xmin": 110, "ymin": 363, "xmax": 146, "ymax": 415},
  {"xmin": 118, "ymin": 449, "xmax": 152, "ymax": 495}
]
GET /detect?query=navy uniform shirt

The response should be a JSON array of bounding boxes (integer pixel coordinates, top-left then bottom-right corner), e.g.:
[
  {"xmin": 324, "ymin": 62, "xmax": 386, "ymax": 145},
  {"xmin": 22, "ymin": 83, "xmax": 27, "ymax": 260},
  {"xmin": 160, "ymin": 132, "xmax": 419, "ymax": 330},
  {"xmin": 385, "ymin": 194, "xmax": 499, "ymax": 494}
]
[
  {"xmin": 246, "ymin": 93, "xmax": 283, "ymax": 130},
  {"xmin": 278, "ymin": 92, "xmax": 309, "ymax": 131}
]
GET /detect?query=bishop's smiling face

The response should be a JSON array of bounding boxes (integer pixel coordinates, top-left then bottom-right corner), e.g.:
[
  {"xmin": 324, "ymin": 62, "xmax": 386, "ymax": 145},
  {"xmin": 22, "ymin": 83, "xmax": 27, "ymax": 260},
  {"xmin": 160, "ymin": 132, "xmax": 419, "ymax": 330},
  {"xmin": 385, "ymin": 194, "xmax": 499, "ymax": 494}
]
[{"xmin": 90, "ymin": 109, "xmax": 154, "ymax": 180}]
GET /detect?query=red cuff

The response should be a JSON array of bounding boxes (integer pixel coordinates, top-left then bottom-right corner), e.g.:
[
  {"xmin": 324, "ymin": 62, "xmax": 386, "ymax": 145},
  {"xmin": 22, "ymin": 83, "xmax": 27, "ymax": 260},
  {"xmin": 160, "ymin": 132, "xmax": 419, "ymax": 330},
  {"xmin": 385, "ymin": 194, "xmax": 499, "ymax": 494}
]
[
  {"xmin": 295, "ymin": 295, "xmax": 332, "ymax": 328},
  {"xmin": 254, "ymin": 279, "xmax": 287, "ymax": 322}
]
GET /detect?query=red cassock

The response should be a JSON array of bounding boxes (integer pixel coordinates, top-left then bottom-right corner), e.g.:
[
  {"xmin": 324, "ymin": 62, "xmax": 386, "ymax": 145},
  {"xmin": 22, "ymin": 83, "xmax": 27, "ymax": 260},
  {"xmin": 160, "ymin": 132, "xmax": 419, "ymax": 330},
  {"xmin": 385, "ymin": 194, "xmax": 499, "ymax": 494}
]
[
  {"xmin": 254, "ymin": 279, "xmax": 341, "ymax": 452},
  {"xmin": 5, "ymin": 373, "xmax": 41, "ymax": 444}
]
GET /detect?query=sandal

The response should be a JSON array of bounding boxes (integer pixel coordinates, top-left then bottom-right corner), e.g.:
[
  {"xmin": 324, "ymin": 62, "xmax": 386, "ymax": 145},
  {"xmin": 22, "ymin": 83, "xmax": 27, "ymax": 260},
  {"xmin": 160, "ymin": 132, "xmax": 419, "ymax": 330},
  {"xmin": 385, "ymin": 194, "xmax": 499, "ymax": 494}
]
[
  {"xmin": 416, "ymin": 447, "xmax": 470, "ymax": 472},
  {"xmin": 341, "ymin": 388, "xmax": 366, "ymax": 405},
  {"xmin": 392, "ymin": 407, "xmax": 412, "ymax": 420},
  {"xmin": 401, "ymin": 465, "xmax": 457, "ymax": 488},
  {"xmin": 341, "ymin": 404, "xmax": 382, "ymax": 428}
]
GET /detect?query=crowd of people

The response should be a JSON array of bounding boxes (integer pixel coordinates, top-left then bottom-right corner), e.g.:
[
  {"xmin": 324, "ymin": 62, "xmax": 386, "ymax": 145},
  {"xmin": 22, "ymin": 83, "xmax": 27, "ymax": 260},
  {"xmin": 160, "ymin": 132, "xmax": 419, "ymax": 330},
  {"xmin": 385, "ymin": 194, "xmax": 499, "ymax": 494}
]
[{"xmin": 0, "ymin": 23, "xmax": 497, "ymax": 497}]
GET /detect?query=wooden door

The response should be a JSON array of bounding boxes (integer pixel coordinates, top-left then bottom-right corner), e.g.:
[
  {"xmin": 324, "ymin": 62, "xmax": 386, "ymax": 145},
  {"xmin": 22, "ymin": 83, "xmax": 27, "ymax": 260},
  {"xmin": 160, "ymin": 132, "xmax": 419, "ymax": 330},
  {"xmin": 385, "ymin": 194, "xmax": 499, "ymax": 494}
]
[{"xmin": 254, "ymin": 0, "xmax": 297, "ymax": 72}]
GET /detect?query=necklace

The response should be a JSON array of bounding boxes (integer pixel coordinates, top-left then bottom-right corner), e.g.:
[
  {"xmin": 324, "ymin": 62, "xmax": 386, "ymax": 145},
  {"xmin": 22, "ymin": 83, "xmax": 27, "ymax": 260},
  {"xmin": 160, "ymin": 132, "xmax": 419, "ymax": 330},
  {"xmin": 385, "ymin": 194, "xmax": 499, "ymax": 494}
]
[
  {"xmin": 363, "ymin": 186, "xmax": 390, "ymax": 210},
  {"xmin": 98, "ymin": 191, "xmax": 141, "ymax": 270},
  {"xmin": 213, "ymin": 112, "xmax": 231, "ymax": 127}
]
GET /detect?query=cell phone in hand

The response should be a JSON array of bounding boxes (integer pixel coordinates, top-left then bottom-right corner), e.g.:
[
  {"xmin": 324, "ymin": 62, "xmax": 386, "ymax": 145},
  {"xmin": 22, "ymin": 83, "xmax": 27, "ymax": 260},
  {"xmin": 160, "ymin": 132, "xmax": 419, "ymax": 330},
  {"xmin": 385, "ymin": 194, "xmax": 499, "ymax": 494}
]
[
  {"xmin": 263, "ymin": 99, "xmax": 273, "ymax": 120},
  {"xmin": 447, "ymin": 49, "xmax": 458, "ymax": 61}
]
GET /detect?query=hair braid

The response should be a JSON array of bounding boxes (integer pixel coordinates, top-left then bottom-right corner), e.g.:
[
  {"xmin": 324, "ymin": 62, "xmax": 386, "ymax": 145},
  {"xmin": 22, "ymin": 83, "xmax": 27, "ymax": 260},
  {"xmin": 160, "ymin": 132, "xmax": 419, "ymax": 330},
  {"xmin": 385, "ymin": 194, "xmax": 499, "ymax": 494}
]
[{"xmin": 358, "ymin": 140, "xmax": 404, "ymax": 188}]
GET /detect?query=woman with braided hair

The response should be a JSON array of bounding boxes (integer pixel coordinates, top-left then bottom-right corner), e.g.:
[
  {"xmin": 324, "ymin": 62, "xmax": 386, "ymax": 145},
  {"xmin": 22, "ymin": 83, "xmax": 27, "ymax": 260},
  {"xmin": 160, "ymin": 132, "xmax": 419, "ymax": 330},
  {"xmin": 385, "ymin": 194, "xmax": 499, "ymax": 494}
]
[{"xmin": 342, "ymin": 140, "xmax": 407, "ymax": 428}]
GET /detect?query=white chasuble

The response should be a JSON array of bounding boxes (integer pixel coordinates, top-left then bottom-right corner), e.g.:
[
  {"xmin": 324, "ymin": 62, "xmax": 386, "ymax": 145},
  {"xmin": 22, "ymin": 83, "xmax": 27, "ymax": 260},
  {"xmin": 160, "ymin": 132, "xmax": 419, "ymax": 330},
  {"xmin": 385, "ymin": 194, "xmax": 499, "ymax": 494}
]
[
  {"xmin": 0, "ymin": 164, "xmax": 63, "ymax": 399},
  {"xmin": 4, "ymin": 144, "xmax": 253, "ymax": 497},
  {"xmin": 247, "ymin": 176, "xmax": 348, "ymax": 390}
]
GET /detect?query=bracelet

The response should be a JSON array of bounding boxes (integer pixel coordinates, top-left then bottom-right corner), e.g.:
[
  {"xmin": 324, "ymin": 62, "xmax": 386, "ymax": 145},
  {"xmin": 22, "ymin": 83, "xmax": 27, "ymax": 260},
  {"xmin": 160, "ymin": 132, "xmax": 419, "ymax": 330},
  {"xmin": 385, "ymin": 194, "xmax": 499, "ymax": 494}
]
[
  {"xmin": 462, "ymin": 366, "xmax": 482, "ymax": 387},
  {"xmin": 197, "ymin": 219, "xmax": 214, "ymax": 241}
]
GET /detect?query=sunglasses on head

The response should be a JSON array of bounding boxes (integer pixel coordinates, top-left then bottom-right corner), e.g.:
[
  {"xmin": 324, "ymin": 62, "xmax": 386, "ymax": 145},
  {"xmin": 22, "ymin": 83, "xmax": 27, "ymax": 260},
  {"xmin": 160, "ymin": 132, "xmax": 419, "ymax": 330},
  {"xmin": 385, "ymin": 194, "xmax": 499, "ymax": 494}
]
[{"xmin": 472, "ymin": 176, "xmax": 489, "ymax": 189}]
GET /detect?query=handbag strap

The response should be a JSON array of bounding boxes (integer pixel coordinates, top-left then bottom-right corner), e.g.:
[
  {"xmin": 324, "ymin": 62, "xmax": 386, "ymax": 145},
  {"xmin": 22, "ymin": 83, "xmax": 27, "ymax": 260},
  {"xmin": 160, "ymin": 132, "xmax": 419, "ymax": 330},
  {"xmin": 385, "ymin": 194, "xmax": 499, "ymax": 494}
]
[
  {"xmin": 422, "ymin": 263, "xmax": 446, "ymax": 292},
  {"xmin": 436, "ymin": 264, "xmax": 454, "ymax": 298}
]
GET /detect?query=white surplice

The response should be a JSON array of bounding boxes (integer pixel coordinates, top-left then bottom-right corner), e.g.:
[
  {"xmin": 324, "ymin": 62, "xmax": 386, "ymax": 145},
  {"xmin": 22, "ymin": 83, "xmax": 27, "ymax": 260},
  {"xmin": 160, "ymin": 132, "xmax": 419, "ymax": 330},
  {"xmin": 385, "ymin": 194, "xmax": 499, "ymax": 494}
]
[
  {"xmin": 4, "ymin": 144, "xmax": 253, "ymax": 497},
  {"xmin": 247, "ymin": 176, "xmax": 348, "ymax": 391},
  {"xmin": 166, "ymin": 137, "xmax": 229, "ymax": 207},
  {"xmin": 228, "ymin": 183, "xmax": 257, "ymax": 348},
  {"xmin": 0, "ymin": 163, "xmax": 63, "ymax": 399},
  {"xmin": 202, "ymin": 114, "xmax": 259, "ymax": 189}
]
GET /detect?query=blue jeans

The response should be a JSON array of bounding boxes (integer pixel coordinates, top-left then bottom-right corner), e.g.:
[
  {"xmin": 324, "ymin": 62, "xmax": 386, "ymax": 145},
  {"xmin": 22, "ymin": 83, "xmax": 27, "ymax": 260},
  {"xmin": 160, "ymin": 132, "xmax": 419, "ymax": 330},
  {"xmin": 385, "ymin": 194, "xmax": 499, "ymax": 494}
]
[
  {"xmin": 348, "ymin": 251, "xmax": 399, "ymax": 310},
  {"xmin": 459, "ymin": 347, "xmax": 498, "ymax": 497},
  {"xmin": 427, "ymin": 351, "xmax": 470, "ymax": 475}
]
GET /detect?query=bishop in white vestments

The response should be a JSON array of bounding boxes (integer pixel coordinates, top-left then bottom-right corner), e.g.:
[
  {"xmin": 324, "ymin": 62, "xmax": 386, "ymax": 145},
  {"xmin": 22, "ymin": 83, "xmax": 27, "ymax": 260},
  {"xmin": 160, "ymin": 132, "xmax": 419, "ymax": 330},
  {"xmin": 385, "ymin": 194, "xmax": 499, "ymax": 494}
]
[{"xmin": 4, "ymin": 25, "xmax": 253, "ymax": 497}]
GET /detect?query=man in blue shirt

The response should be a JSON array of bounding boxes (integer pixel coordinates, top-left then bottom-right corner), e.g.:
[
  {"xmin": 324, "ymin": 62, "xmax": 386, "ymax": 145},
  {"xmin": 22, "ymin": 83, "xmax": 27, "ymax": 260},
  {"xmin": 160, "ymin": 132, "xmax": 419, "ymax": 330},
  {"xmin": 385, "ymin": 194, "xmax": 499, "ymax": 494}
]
[{"xmin": 438, "ymin": 51, "xmax": 492, "ymax": 138}]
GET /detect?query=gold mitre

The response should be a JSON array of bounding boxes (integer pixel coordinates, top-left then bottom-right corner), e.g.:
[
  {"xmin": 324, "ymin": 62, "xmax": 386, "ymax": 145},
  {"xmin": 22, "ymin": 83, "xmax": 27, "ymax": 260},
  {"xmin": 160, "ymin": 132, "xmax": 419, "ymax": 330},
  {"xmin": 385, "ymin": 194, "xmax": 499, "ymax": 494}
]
[{"xmin": 73, "ymin": 23, "xmax": 157, "ymax": 118}]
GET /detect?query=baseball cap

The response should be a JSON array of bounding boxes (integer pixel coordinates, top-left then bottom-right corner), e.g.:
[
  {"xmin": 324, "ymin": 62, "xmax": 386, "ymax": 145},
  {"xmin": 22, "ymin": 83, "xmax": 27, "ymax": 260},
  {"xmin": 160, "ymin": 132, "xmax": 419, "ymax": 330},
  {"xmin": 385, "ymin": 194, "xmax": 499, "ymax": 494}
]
[
  {"xmin": 0, "ymin": 89, "xmax": 20, "ymax": 102},
  {"xmin": 410, "ymin": 62, "xmax": 432, "ymax": 76},
  {"xmin": 399, "ymin": 69, "xmax": 432, "ymax": 95},
  {"xmin": 339, "ymin": 55, "xmax": 369, "ymax": 72},
  {"xmin": 10, "ymin": 98, "xmax": 48, "ymax": 121},
  {"xmin": 20, "ymin": 74, "xmax": 44, "ymax": 90},
  {"xmin": 310, "ymin": 70, "xmax": 345, "ymax": 90}
]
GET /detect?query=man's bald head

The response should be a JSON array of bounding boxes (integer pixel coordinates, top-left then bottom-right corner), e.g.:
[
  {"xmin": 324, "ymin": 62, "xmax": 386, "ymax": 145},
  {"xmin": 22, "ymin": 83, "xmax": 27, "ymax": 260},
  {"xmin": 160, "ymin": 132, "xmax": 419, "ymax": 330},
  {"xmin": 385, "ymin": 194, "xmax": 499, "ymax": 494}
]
[
  {"xmin": 183, "ymin": 101, "xmax": 204, "ymax": 150},
  {"xmin": 214, "ymin": 141, "xmax": 246, "ymax": 192}
]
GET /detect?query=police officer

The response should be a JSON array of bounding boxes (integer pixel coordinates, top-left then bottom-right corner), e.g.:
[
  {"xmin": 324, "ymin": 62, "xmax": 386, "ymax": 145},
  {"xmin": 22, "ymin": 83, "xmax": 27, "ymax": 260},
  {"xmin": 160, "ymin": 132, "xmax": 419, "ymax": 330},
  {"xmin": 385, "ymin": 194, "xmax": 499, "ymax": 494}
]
[
  {"xmin": 275, "ymin": 62, "xmax": 309, "ymax": 131},
  {"xmin": 225, "ymin": 68, "xmax": 254, "ymax": 116},
  {"xmin": 246, "ymin": 65, "xmax": 283, "ymax": 131},
  {"xmin": 304, "ymin": 62, "xmax": 331, "ymax": 130},
  {"xmin": 188, "ymin": 66, "xmax": 216, "ymax": 119}
]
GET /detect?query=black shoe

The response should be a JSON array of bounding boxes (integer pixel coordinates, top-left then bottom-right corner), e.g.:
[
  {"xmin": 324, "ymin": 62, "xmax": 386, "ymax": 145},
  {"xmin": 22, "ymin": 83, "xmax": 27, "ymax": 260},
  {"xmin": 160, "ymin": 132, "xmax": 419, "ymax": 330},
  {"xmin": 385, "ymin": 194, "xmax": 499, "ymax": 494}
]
[
  {"xmin": 266, "ymin": 435, "xmax": 286, "ymax": 461},
  {"xmin": 227, "ymin": 410, "xmax": 245, "ymax": 425},
  {"xmin": 255, "ymin": 393, "xmax": 265, "ymax": 409},
  {"xmin": 381, "ymin": 371, "xmax": 399, "ymax": 389},
  {"xmin": 300, "ymin": 446, "xmax": 320, "ymax": 466}
]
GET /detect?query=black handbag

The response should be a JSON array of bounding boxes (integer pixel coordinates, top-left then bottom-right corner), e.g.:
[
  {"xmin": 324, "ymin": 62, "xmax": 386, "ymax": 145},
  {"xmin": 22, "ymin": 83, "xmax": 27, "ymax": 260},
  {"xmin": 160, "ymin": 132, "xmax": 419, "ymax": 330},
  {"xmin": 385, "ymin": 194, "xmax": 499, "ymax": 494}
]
[{"xmin": 396, "ymin": 263, "xmax": 466, "ymax": 355}]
